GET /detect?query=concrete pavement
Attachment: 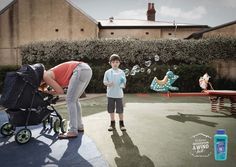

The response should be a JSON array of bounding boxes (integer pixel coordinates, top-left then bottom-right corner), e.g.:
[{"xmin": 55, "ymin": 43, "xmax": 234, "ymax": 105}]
[
  {"xmin": 0, "ymin": 111, "xmax": 108, "ymax": 167},
  {"xmin": 83, "ymin": 102, "xmax": 236, "ymax": 167},
  {"xmin": 1, "ymin": 94, "xmax": 236, "ymax": 167}
]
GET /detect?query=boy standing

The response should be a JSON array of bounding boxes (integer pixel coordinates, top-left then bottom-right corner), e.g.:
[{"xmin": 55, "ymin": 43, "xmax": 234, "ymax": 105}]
[{"xmin": 103, "ymin": 54, "xmax": 127, "ymax": 131}]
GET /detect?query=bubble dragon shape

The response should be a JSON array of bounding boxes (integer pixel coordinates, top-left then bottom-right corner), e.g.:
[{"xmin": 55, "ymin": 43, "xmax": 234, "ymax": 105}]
[{"xmin": 150, "ymin": 70, "xmax": 179, "ymax": 92}]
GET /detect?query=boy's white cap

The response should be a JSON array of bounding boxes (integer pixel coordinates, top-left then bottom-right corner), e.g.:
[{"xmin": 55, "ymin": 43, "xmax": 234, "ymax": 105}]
[{"xmin": 109, "ymin": 54, "xmax": 120, "ymax": 62}]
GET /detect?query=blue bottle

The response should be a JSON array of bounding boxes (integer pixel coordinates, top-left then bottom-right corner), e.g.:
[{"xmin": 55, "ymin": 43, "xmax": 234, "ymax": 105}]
[{"xmin": 214, "ymin": 129, "xmax": 228, "ymax": 161}]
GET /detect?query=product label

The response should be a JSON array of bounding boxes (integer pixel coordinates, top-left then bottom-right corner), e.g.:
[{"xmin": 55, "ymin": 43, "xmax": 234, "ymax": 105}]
[{"xmin": 216, "ymin": 139, "xmax": 225, "ymax": 154}]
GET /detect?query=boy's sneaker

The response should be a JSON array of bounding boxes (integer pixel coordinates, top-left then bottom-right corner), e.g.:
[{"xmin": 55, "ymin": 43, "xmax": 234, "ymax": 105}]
[
  {"xmin": 120, "ymin": 126, "xmax": 126, "ymax": 131},
  {"xmin": 108, "ymin": 121, "xmax": 116, "ymax": 131},
  {"xmin": 119, "ymin": 120, "xmax": 126, "ymax": 131}
]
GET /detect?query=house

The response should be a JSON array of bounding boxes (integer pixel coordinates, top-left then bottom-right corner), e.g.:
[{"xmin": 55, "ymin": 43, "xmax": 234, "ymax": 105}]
[
  {"xmin": 0, "ymin": 0, "xmax": 98, "ymax": 65},
  {"xmin": 0, "ymin": 1, "xmax": 209, "ymax": 65},
  {"xmin": 186, "ymin": 20, "xmax": 236, "ymax": 39},
  {"xmin": 98, "ymin": 19, "xmax": 208, "ymax": 39}
]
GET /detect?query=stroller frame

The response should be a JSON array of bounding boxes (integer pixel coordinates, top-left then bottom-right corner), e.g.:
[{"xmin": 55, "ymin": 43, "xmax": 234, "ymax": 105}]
[{"xmin": 0, "ymin": 64, "xmax": 67, "ymax": 144}]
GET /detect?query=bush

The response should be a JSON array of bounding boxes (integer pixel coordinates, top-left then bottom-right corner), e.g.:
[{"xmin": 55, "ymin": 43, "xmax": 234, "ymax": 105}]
[
  {"xmin": 21, "ymin": 37, "xmax": 236, "ymax": 67},
  {"xmin": 17, "ymin": 37, "xmax": 236, "ymax": 93}
]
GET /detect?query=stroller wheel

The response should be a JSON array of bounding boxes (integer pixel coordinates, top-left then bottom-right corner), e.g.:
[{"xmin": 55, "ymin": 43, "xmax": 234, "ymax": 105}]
[
  {"xmin": 61, "ymin": 119, "xmax": 67, "ymax": 133},
  {"xmin": 0, "ymin": 123, "xmax": 15, "ymax": 136},
  {"xmin": 15, "ymin": 128, "xmax": 32, "ymax": 144},
  {"xmin": 53, "ymin": 119, "xmax": 60, "ymax": 133}
]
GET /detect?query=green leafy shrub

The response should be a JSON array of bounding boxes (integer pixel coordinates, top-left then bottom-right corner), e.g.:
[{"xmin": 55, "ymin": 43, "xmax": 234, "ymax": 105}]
[{"xmin": 17, "ymin": 37, "xmax": 236, "ymax": 92}]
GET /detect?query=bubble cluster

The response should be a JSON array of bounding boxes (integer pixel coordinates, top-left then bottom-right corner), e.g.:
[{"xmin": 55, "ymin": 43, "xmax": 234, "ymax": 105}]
[{"xmin": 123, "ymin": 55, "xmax": 162, "ymax": 76}]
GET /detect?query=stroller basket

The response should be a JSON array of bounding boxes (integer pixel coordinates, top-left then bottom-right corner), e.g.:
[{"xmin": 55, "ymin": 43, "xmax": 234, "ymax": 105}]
[{"xmin": 6, "ymin": 107, "xmax": 52, "ymax": 127}]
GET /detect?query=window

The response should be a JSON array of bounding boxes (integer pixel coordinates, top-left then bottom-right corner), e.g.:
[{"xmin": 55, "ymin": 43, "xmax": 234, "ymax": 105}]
[
  {"xmin": 55, "ymin": 29, "xmax": 59, "ymax": 32},
  {"xmin": 168, "ymin": 33, "xmax": 172, "ymax": 35},
  {"xmin": 146, "ymin": 32, "xmax": 149, "ymax": 35},
  {"xmin": 111, "ymin": 32, "xmax": 114, "ymax": 35},
  {"xmin": 80, "ymin": 28, "xmax": 84, "ymax": 32}
]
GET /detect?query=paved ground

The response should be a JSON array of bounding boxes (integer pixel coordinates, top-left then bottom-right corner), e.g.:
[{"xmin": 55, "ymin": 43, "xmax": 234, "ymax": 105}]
[
  {"xmin": 1, "ymin": 94, "xmax": 236, "ymax": 167},
  {"xmin": 81, "ymin": 95, "xmax": 236, "ymax": 167},
  {"xmin": 0, "ymin": 110, "xmax": 108, "ymax": 167}
]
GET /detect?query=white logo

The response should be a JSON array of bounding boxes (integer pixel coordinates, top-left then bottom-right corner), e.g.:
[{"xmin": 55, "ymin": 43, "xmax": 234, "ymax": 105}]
[{"xmin": 190, "ymin": 133, "xmax": 212, "ymax": 157}]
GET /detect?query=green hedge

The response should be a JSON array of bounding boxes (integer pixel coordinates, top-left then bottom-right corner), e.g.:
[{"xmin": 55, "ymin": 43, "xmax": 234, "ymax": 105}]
[
  {"xmin": 21, "ymin": 37, "xmax": 236, "ymax": 67},
  {"xmin": 1, "ymin": 37, "xmax": 234, "ymax": 93}
]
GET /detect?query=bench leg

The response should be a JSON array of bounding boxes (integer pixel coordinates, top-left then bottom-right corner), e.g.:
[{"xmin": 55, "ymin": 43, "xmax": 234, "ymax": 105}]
[
  {"xmin": 219, "ymin": 97, "xmax": 224, "ymax": 110},
  {"xmin": 210, "ymin": 97, "xmax": 218, "ymax": 112},
  {"xmin": 230, "ymin": 98, "xmax": 236, "ymax": 114}
]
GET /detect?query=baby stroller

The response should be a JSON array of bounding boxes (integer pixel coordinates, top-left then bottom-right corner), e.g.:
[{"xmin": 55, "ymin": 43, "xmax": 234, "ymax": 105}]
[{"xmin": 0, "ymin": 64, "xmax": 67, "ymax": 144}]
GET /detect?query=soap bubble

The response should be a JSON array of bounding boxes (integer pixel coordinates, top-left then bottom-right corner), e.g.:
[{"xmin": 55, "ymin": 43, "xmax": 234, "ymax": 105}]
[
  {"xmin": 123, "ymin": 69, "xmax": 130, "ymax": 76},
  {"xmin": 130, "ymin": 70, "xmax": 136, "ymax": 76},
  {"xmin": 173, "ymin": 65, "xmax": 178, "ymax": 70},
  {"xmin": 145, "ymin": 60, "xmax": 152, "ymax": 67},
  {"xmin": 132, "ymin": 65, "xmax": 138, "ymax": 70},
  {"xmin": 147, "ymin": 68, "xmax": 151, "ymax": 74},
  {"xmin": 141, "ymin": 68, "xmax": 145, "ymax": 73},
  {"xmin": 154, "ymin": 55, "xmax": 160, "ymax": 61},
  {"xmin": 153, "ymin": 67, "xmax": 157, "ymax": 71},
  {"xmin": 132, "ymin": 65, "xmax": 140, "ymax": 73}
]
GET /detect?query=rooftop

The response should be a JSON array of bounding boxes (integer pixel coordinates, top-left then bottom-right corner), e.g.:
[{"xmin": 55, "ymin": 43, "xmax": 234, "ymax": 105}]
[{"xmin": 98, "ymin": 19, "xmax": 209, "ymax": 29}]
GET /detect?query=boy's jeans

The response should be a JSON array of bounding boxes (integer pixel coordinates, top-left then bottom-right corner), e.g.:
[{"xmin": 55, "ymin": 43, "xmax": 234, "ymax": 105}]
[{"xmin": 66, "ymin": 63, "xmax": 92, "ymax": 133}]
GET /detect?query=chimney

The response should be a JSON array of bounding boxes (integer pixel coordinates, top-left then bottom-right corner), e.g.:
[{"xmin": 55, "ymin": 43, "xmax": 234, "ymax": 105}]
[
  {"xmin": 148, "ymin": 3, "xmax": 151, "ymax": 10},
  {"xmin": 147, "ymin": 3, "xmax": 156, "ymax": 21},
  {"xmin": 109, "ymin": 16, "xmax": 114, "ymax": 22}
]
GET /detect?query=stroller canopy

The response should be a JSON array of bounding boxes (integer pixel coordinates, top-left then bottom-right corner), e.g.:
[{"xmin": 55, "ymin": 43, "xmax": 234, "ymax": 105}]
[
  {"xmin": 0, "ymin": 63, "xmax": 45, "ymax": 109},
  {"xmin": 18, "ymin": 63, "xmax": 45, "ymax": 87}
]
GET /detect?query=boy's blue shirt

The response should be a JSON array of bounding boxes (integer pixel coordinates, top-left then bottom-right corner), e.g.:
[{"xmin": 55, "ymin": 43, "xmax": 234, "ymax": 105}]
[{"xmin": 103, "ymin": 68, "xmax": 126, "ymax": 98}]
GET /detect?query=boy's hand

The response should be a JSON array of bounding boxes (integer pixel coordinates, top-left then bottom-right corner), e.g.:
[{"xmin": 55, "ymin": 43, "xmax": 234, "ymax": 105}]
[{"xmin": 107, "ymin": 82, "xmax": 113, "ymax": 87}]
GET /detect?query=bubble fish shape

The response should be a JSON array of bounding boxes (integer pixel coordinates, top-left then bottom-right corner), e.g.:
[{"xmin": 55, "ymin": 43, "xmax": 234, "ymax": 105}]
[{"xmin": 150, "ymin": 70, "xmax": 179, "ymax": 92}]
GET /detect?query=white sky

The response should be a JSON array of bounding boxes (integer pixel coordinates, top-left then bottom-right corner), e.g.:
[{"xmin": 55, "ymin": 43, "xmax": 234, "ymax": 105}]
[
  {"xmin": 71, "ymin": 0, "xmax": 236, "ymax": 26},
  {"xmin": 0, "ymin": 0, "xmax": 235, "ymax": 26}
]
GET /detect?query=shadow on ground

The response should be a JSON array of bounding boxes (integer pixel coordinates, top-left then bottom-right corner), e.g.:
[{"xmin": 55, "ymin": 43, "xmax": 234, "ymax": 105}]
[
  {"xmin": 167, "ymin": 112, "xmax": 236, "ymax": 127},
  {"xmin": 0, "ymin": 133, "xmax": 95, "ymax": 167},
  {"xmin": 111, "ymin": 130, "xmax": 155, "ymax": 167}
]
